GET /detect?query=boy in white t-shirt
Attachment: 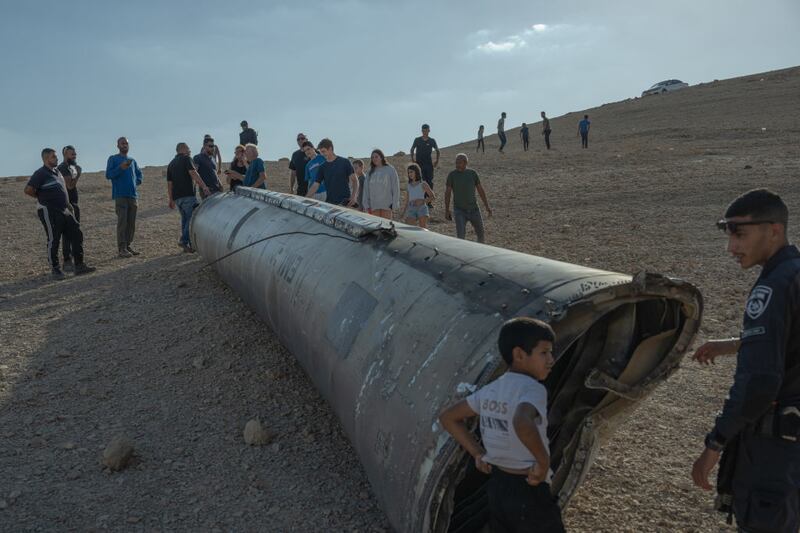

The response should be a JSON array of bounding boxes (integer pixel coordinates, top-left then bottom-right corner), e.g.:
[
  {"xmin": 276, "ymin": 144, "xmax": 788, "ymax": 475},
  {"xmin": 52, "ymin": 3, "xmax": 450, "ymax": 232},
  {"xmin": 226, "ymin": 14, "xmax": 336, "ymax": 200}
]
[{"xmin": 439, "ymin": 317, "xmax": 565, "ymax": 533}]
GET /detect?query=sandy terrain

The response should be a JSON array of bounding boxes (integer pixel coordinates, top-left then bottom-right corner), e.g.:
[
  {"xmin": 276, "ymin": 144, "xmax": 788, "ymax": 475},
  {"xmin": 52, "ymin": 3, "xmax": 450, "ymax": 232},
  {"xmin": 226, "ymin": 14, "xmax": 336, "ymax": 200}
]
[{"xmin": 1, "ymin": 66, "xmax": 799, "ymax": 532}]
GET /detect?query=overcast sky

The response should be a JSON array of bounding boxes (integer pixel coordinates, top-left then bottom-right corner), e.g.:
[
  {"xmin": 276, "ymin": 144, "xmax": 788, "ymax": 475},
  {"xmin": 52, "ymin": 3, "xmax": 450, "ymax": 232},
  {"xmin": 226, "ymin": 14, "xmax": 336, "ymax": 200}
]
[{"xmin": 1, "ymin": 0, "xmax": 798, "ymax": 176}]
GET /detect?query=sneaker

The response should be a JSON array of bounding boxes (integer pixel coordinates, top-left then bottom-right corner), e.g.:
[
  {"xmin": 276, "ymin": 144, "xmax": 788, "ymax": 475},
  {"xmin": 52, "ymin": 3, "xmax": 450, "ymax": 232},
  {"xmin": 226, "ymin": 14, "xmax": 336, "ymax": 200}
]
[
  {"xmin": 62, "ymin": 258, "xmax": 74, "ymax": 271},
  {"xmin": 51, "ymin": 268, "xmax": 66, "ymax": 280},
  {"xmin": 126, "ymin": 246, "xmax": 141, "ymax": 256},
  {"xmin": 74, "ymin": 263, "xmax": 97, "ymax": 276},
  {"xmin": 118, "ymin": 248, "xmax": 133, "ymax": 258},
  {"xmin": 182, "ymin": 244, "xmax": 195, "ymax": 253}
]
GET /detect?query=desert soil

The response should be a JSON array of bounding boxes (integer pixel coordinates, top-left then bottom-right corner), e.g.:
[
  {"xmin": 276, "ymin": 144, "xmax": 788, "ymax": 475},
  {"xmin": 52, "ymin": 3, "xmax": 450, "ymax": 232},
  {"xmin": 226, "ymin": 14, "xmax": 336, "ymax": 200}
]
[{"xmin": 1, "ymin": 66, "xmax": 799, "ymax": 532}]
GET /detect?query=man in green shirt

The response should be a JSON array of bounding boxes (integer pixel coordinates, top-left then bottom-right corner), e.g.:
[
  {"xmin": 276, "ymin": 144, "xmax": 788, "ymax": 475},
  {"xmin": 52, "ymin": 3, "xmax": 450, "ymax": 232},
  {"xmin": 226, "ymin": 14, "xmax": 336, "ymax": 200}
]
[{"xmin": 445, "ymin": 153, "xmax": 493, "ymax": 243}]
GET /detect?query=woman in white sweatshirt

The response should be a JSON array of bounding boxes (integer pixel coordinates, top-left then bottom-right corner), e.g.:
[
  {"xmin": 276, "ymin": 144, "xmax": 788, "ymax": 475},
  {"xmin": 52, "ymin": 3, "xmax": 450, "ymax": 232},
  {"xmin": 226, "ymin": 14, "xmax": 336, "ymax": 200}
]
[{"xmin": 362, "ymin": 149, "xmax": 400, "ymax": 220}]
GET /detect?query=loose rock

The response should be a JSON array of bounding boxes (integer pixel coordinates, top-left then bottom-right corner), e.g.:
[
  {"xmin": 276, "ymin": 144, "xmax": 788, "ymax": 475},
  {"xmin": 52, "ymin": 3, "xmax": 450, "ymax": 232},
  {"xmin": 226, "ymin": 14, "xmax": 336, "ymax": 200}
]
[
  {"xmin": 102, "ymin": 435, "xmax": 135, "ymax": 471},
  {"xmin": 243, "ymin": 419, "xmax": 273, "ymax": 446}
]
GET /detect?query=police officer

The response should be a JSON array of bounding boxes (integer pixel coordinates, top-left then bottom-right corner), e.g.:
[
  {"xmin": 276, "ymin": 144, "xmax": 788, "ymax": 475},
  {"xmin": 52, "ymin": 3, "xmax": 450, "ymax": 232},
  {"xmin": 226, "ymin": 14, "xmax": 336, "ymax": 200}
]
[{"xmin": 691, "ymin": 188, "xmax": 800, "ymax": 532}]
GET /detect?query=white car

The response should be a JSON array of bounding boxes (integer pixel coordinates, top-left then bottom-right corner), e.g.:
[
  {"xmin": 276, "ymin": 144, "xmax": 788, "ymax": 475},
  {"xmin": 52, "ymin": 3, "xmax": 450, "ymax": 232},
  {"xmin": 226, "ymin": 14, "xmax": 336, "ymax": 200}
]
[{"xmin": 641, "ymin": 79, "xmax": 688, "ymax": 97}]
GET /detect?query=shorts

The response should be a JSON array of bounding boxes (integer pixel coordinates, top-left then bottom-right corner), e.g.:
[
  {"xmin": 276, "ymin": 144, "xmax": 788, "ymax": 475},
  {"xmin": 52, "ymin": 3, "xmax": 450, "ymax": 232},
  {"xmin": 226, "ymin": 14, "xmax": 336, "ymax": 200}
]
[
  {"xmin": 314, "ymin": 192, "xmax": 327, "ymax": 202},
  {"xmin": 405, "ymin": 203, "xmax": 430, "ymax": 220}
]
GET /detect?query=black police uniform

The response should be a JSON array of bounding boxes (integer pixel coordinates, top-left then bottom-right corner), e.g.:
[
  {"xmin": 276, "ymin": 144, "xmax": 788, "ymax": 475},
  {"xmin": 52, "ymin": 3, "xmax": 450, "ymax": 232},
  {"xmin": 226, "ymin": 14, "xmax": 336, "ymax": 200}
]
[{"xmin": 709, "ymin": 245, "xmax": 800, "ymax": 532}]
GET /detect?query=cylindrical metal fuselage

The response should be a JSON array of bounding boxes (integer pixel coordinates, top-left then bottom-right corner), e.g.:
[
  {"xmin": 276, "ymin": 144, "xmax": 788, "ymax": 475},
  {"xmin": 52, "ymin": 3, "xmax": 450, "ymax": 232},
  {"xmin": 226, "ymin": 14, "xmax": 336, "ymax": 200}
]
[{"xmin": 191, "ymin": 188, "xmax": 702, "ymax": 532}]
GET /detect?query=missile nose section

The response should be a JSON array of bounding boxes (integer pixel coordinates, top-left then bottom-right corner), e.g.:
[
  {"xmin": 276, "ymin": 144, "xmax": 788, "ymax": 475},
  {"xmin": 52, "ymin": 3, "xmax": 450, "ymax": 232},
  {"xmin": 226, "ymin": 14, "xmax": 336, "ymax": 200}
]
[{"xmin": 191, "ymin": 188, "xmax": 703, "ymax": 533}]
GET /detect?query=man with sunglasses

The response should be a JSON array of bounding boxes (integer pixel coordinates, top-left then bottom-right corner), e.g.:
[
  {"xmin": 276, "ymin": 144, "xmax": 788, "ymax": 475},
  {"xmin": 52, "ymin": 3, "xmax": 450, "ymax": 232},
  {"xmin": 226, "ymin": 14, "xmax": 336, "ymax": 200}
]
[
  {"xmin": 203, "ymin": 133, "xmax": 223, "ymax": 170},
  {"xmin": 691, "ymin": 189, "xmax": 800, "ymax": 533},
  {"xmin": 289, "ymin": 133, "xmax": 311, "ymax": 197},
  {"xmin": 193, "ymin": 137, "xmax": 224, "ymax": 199}
]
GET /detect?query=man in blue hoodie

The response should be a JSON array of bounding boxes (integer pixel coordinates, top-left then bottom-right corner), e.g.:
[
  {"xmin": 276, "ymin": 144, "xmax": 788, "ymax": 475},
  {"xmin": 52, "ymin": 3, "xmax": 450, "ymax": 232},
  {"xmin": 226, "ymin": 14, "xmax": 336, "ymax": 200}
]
[{"xmin": 106, "ymin": 137, "xmax": 143, "ymax": 257}]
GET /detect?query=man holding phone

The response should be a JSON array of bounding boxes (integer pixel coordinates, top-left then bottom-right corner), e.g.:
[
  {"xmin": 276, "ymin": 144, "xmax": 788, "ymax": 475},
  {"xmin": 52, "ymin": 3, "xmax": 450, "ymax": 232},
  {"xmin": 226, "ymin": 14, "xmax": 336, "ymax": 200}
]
[{"xmin": 105, "ymin": 136, "xmax": 143, "ymax": 258}]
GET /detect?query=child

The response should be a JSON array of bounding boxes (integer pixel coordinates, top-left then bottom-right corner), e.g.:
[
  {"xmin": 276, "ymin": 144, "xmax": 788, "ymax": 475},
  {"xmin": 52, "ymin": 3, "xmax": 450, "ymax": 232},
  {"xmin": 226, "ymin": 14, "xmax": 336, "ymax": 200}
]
[
  {"xmin": 403, "ymin": 163, "xmax": 435, "ymax": 228},
  {"xmin": 438, "ymin": 317, "xmax": 565, "ymax": 533},
  {"xmin": 353, "ymin": 159, "xmax": 366, "ymax": 211}
]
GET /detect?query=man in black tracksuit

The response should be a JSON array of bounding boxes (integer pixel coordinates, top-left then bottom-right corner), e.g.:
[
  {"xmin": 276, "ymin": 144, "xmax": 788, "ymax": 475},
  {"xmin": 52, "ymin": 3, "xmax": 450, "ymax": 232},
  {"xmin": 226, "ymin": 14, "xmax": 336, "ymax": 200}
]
[
  {"xmin": 692, "ymin": 189, "xmax": 800, "ymax": 533},
  {"xmin": 25, "ymin": 148, "xmax": 95, "ymax": 279},
  {"xmin": 56, "ymin": 145, "xmax": 82, "ymax": 271}
]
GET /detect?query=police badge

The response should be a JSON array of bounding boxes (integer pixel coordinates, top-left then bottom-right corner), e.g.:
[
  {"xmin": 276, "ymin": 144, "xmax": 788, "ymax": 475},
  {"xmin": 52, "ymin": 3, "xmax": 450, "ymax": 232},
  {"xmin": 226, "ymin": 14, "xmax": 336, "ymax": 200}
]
[{"xmin": 746, "ymin": 285, "xmax": 773, "ymax": 320}]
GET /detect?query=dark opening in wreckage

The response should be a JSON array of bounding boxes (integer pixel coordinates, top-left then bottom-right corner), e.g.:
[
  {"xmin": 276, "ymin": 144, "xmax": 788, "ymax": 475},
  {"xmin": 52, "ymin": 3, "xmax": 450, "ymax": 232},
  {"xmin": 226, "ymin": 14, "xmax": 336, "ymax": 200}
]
[{"xmin": 191, "ymin": 188, "xmax": 703, "ymax": 533}]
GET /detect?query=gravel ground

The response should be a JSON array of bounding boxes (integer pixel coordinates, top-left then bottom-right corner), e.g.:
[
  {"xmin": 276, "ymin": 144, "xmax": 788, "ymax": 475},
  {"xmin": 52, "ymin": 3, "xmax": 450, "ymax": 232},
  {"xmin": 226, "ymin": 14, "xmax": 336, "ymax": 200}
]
[{"xmin": 1, "ymin": 66, "xmax": 799, "ymax": 532}]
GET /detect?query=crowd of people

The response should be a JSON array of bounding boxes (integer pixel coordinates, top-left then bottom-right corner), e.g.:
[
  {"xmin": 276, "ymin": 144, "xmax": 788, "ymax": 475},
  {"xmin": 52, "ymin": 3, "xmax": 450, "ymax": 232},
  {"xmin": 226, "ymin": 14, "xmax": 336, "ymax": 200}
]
[
  {"xmin": 19, "ymin": 114, "xmax": 800, "ymax": 533},
  {"xmin": 163, "ymin": 123, "xmax": 496, "ymax": 252},
  {"xmin": 24, "ymin": 113, "xmax": 596, "ymax": 276},
  {"xmin": 478, "ymin": 111, "xmax": 591, "ymax": 153},
  {"xmin": 23, "ymin": 120, "xmax": 497, "ymax": 275}
]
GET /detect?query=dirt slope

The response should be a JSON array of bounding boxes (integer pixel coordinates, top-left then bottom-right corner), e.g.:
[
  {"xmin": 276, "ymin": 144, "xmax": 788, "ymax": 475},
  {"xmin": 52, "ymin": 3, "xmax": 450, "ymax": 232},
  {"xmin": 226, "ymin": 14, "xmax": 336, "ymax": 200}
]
[{"xmin": 1, "ymin": 66, "xmax": 799, "ymax": 532}]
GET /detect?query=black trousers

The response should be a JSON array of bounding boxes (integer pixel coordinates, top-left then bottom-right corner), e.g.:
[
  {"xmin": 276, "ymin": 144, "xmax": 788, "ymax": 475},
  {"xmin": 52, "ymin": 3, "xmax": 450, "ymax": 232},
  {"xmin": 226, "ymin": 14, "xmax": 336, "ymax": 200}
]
[
  {"xmin": 62, "ymin": 202, "xmax": 80, "ymax": 260},
  {"xmin": 476, "ymin": 138, "xmax": 485, "ymax": 152},
  {"xmin": 580, "ymin": 131, "xmax": 588, "ymax": 148},
  {"xmin": 543, "ymin": 130, "xmax": 551, "ymax": 149},
  {"xmin": 420, "ymin": 162, "xmax": 434, "ymax": 204},
  {"xmin": 38, "ymin": 206, "xmax": 83, "ymax": 269},
  {"xmin": 487, "ymin": 470, "xmax": 565, "ymax": 533},
  {"xmin": 522, "ymin": 136, "xmax": 530, "ymax": 151},
  {"xmin": 732, "ymin": 432, "xmax": 800, "ymax": 533},
  {"xmin": 296, "ymin": 180, "xmax": 308, "ymax": 197}
]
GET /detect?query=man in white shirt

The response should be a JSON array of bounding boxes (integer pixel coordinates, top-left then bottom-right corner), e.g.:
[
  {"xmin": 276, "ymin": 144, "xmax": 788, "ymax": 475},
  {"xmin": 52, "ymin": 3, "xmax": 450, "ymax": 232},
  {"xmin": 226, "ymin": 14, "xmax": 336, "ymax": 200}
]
[{"xmin": 439, "ymin": 317, "xmax": 565, "ymax": 532}]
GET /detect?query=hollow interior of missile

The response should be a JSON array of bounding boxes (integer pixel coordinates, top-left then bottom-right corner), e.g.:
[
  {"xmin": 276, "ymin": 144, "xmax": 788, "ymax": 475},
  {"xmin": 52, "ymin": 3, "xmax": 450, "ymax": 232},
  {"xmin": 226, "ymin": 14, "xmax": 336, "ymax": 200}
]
[{"xmin": 441, "ymin": 297, "xmax": 684, "ymax": 533}]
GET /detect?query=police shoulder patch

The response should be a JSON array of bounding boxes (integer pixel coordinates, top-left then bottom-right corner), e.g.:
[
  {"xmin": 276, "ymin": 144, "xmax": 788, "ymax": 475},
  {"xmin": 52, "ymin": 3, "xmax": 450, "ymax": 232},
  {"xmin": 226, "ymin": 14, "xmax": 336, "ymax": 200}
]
[{"xmin": 746, "ymin": 285, "xmax": 773, "ymax": 320}]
